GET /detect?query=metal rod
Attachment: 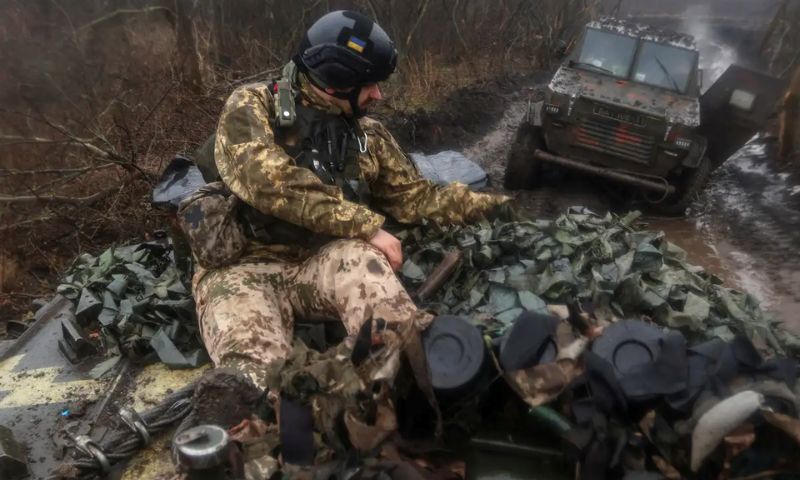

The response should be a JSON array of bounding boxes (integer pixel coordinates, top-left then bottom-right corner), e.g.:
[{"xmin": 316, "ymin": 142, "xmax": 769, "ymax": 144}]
[
  {"xmin": 470, "ymin": 437, "xmax": 564, "ymax": 459},
  {"xmin": 90, "ymin": 359, "xmax": 131, "ymax": 427},
  {"xmin": 534, "ymin": 149, "xmax": 676, "ymax": 194}
]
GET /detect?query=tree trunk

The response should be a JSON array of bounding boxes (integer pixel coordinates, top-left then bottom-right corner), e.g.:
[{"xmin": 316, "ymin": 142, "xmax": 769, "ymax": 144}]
[
  {"xmin": 778, "ymin": 67, "xmax": 800, "ymax": 162},
  {"xmin": 174, "ymin": 0, "xmax": 203, "ymax": 93},
  {"xmin": 211, "ymin": 0, "xmax": 228, "ymax": 67},
  {"xmin": 760, "ymin": 0, "xmax": 789, "ymax": 57}
]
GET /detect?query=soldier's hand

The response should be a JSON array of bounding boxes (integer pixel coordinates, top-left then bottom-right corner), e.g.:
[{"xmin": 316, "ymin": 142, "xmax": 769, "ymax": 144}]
[{"xmin": 369, "ymin": 229, "xmax": 403, "ymax": 271}]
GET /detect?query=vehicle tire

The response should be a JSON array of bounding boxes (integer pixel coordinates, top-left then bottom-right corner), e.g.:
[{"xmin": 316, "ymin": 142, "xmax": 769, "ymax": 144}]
[
  {"xmin": 503, "ymin": 123, "xmax": 545, "ymax": 190},
  {"xmin": 649, "ymin": 156, "xmax": 712, "ymax": 216}
]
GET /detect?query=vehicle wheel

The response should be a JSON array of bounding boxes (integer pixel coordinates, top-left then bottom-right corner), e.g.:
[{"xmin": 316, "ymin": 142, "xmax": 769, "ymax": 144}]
[
  {"xmin": 503, "ymin": 123, "xmax": 545, "ymax": 190},
  {"xmin": 649, "ymin": 156, "xmax": 712, "ymax": 216}
]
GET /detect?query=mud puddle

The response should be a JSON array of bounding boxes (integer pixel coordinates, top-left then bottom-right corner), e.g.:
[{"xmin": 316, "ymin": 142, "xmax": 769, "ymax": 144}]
[
  {"xmin": 462, "ymin": 95, "xmax": 800, "ymax": 335},
  {"xmin": 690, "ymin": 140, "xmax": 800, "ymax": 332}
]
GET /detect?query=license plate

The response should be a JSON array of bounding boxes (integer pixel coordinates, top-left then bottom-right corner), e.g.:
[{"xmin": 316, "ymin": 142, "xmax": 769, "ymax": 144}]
[{"xmin": 593, "ymin": 105, "xmax": 644, "ymax": 126}]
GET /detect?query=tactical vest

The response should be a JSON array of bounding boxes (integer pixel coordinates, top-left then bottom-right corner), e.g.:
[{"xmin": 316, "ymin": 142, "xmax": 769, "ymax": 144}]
[{"xmin": 193, "ymin": 84, "xmax": 372, "ymax": 247}]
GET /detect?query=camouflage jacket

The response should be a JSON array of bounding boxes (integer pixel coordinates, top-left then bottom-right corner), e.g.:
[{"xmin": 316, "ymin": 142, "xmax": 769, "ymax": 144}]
[{"xmin": 188, "ymin": 71, "xmax": 508, "ymax": 266}]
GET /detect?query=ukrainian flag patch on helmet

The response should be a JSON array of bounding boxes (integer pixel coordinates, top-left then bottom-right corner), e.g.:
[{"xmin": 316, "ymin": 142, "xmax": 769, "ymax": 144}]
[{"xmin": 346, "ymin": 36, "xmax": 366, "ymax": 53}]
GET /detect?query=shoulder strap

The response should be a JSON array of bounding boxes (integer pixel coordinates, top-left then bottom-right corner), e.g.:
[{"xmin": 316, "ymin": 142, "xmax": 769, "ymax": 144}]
[{"xmin": 273, "ymin": 61, "xmax": 298, "ymax": 128}]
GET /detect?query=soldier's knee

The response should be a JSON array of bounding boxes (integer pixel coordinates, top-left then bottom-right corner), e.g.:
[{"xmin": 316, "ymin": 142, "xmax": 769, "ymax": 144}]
[{"xmin": 329, "ymin": 239, "xmax": 391, "ymax": 276}]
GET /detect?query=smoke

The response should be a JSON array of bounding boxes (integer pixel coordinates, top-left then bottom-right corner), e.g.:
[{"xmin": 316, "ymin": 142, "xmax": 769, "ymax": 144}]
[{"xmin": 681, "ymin": 5, "xmax": 738, "ymax": 91}]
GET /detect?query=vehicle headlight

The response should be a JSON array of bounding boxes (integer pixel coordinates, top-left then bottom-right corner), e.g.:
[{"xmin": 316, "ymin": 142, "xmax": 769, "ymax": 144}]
[
  {"xmin": 545, "ymin": 104, "xmax": 561, "ymax": 115},
  {"xmin": 673, "ymin": 137, "xmax": 692, "ymax": 150}
]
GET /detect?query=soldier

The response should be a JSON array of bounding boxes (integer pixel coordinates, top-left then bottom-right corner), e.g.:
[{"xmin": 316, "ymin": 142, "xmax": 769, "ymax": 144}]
[{"xmin": 180, "ymin": 10, "xmax": 512, "ymax": 390}]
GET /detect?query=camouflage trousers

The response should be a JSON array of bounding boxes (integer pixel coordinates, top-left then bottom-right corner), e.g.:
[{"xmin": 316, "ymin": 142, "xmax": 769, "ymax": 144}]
[{"xmin": 193, "ymin": 239, "xmax": 433, "ymax": 389}]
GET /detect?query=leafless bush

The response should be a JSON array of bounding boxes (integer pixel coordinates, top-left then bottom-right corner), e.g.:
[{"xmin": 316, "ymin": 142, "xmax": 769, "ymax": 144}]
[{"xmin": 0, "ymin": 0, "xmax": 602, "ymax": 317}]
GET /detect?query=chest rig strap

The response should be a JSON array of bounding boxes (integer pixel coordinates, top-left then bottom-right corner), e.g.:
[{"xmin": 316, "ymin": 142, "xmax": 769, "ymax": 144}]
[
  {"xmin": 275, "ymin": 103, "xmax": 370, "ymax": 205},
  {"xmin": 238, "ymin": 72, "xmax": 373, "ymax": 246}
]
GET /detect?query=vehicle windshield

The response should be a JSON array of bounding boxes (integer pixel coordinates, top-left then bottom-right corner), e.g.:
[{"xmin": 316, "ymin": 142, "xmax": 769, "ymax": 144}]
[
  {"xmin": 575, "ymin": 28, "xmax": 637, "ymax": 78},
  {"xmin": 631, "ymin": 41, "xmax": 696, "ymax": 93}
]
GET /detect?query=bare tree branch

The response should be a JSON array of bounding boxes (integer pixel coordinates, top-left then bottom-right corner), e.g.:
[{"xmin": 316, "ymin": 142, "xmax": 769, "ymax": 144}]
[
  {"xmin": 0, "ymin": 163, "xmax": 116, "ymax": 177},
  {"xmin": 0, "ymin": 182, "xmax": 124, "ymax": 205},
  {"xmin": 76, "ymin": 7, "xmax": 175, "ymax": 33},
  {"xmin": 228, "ymin": 66, "xmax": 283, "ymax": 87},
  {"xmin": 451, "ymin": 0, "xmax": 469, "ymax": 59},
  {"xmin": 174, "ymin": 0, "xmax": 204, "ymax": 94},
  {"xmin": 404, "ymin": 0, "xmax": 432, "ymax": 53},
  {"xmin": 363, "ymin": 0, "xmax": 381, "ymax": 22},
  {"xmin": 0, "ymin": 132, "xmax": 117, "ymax": 162},
  {"xmin": 0, "ymin": 214, "xmax": 58, "ymax": 233}
]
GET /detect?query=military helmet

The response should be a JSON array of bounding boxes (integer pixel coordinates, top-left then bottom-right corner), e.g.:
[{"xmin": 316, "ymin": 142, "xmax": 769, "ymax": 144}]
[{"xmin": 296, "ymin": 10, "xmax": 397, "ymax": 90}]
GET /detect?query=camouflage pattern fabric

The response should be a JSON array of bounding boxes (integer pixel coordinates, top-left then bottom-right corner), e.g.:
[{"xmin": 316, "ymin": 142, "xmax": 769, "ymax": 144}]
[
  {"xmin": 189, "ymin": 65, "xmax": 506, "ymax": 388},
  {"xmin": 193, "ymin": 239, "xmax": 434, "ymax": 389},
  {"xmin": 213, "ymin": 70, "xmax": 508, "ymax": 262},
  {"xmin": 506, "ymin": 334, "xmax": 588, "ymax": 407},
  {"xmin": 177, "ymin": 182, "xmax": 247, "ymax": 269}
]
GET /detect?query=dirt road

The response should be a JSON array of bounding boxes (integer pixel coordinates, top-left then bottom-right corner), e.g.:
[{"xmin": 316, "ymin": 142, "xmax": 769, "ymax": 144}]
[{"xmin": 462, "ymin": 88, "xmax": 800, "ymax": 335}]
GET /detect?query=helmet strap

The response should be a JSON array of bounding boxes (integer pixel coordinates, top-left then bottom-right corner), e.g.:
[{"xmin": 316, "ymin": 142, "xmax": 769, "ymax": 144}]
[
  {"xmin": 331, "ymin": 87, "xmax": 364, "ymax": 118},
  {"xmin": 300, "ymin": 65, "xmax": 365, "ymax": 118}
]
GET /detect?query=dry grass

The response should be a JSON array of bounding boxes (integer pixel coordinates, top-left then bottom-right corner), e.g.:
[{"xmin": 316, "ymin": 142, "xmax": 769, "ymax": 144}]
[{"xmin": 0, "ymin": 0, "xmax": 585, "ymax": 325}]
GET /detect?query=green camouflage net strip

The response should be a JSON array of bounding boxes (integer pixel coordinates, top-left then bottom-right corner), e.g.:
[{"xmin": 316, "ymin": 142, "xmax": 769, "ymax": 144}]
[
  {"xmin": 57, "ymin": 242, "xmax": 207, "ymax": 370},
  {"xmin": 56, "ymin": 206, "xmax": 800, "ymax": 372},
  {"xmin": 396, "ymin": 207, "xmax": 800, "ymax": 358}
]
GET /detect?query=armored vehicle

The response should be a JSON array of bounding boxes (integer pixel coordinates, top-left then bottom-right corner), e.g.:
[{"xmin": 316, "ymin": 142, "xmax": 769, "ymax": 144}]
[{"xmin": 505, "ymin": 18, "xmax": 786, "ymax": 214}]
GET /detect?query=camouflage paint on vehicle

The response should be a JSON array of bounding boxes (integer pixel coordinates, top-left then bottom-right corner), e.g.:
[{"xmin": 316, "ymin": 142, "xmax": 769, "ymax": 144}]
[
  {"xmin": 531, "ymin": 17, "xmax": 784, "ymax": 194},
  {"xmin": 548, "ymin": 67, "xmax": 700, "ymax": 128},
  {"xmin": 540, "ymin": 18, "xmax": 706, "ymax": 179}
]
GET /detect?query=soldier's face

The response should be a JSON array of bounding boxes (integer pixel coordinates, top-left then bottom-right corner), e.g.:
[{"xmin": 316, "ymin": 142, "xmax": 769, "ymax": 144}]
[
  {"xmin": 325, "ymin": 84, "xmax": 383, "ymax": 115},
  {"xmin": 358, "ymin": 84, "xmax": 383, "ymax": 108}
]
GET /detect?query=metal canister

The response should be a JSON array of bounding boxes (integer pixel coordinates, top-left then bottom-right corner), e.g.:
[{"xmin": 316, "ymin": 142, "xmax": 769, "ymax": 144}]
[{"xmin": 174, "ymin": 425, "xmax": 243, "ymax": 480}]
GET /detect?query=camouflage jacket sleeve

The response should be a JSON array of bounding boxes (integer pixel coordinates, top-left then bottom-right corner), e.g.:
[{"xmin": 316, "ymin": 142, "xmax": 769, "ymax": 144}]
[
  {"xmin": 214, "ymin": 84, "xmax": 385, "ymax": 241},
  {"xmin": 363, "ymin": 118, "xmax": 510, "ymax": 225}
]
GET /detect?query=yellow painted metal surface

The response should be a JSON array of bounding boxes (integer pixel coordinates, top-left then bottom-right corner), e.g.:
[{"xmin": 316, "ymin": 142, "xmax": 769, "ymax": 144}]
[
  {"xmin": 120, "ymin": 431, "xmax": 177, "ymax": 480},
  {"xmin": 0, "ymin": 353, "xmax": 106, "ymax": 408},
  {"xmin": 129, "ymin": 362, "xmax": 209, "ymax": 412},
  {"xmin": 121, "ymin": 363, "xmax": 208, "ymax": 479},
  {"xmin": 0, "ymin": 296, "xmax": 209, "ymax": 478}
]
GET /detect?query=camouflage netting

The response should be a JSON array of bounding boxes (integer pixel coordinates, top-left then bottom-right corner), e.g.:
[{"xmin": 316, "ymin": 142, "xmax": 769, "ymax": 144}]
[
  {"xmin": 58, "ymin": 207, "xmax": 800, "ymax": 371},
  {"xmin": 397, "ymin": 207, "xmax": 800, "ymax": 358},
  {"xmin": 57, "ymin": 242, "xmax": 207, "ymax": 369}
]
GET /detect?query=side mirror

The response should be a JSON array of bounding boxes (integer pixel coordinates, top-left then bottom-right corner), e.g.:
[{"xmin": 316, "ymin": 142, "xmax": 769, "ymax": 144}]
[
  {"xmin": 552, "ymin": 39, "xmax": 569, "ymax": 59},
  {"xmin": 697, "ymin": 68, "xmax": 704, "ymax": 90}
]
